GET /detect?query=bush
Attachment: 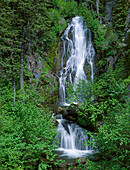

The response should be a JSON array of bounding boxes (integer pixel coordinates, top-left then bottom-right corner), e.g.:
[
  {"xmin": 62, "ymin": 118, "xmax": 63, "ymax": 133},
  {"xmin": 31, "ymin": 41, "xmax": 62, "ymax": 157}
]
[
  {"xmin": 0, "ymin": 88, "xmax": 57, "ymax": 169},
  {"xmin": 77, "ymin": 70, "xmax": 129, "ymax": 169},
  {"xmin": 88, "ymin": 101, "xmax": 130, "ymax": 170}
]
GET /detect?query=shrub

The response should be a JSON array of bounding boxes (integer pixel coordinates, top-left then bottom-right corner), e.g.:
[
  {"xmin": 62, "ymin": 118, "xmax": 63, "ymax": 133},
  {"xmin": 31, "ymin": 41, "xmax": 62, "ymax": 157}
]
[{"xmin": 0, "ymin": 88, "xmax": 57, "ymax": 169}]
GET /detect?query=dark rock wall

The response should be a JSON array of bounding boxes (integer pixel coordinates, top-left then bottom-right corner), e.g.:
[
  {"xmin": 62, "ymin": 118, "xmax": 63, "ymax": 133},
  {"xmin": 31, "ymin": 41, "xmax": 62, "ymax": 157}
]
[{"xmin": 104, "ymin": 0, "xmax": 115, "ymax": 25}]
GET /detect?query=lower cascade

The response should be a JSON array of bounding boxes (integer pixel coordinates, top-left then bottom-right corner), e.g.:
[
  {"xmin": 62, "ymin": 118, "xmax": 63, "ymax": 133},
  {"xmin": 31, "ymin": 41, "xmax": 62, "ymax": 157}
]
[{"xmin": 55, "ymin": 115, "xmax": 94, "ymax": 159}]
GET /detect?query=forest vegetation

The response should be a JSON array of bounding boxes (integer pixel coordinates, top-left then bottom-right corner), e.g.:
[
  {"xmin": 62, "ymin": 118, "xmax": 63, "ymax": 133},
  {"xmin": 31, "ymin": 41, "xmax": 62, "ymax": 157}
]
[{"xmin": 0, "ymin": 0, "xmax": 129, "ymax": 169}]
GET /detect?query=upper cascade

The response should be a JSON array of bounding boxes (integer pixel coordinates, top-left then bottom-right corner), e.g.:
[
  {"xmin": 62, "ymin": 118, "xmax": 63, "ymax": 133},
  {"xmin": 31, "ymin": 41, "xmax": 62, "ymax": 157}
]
[{"xmin": 59, "ymin": 16, "xmax": 95, "ymax": 105}]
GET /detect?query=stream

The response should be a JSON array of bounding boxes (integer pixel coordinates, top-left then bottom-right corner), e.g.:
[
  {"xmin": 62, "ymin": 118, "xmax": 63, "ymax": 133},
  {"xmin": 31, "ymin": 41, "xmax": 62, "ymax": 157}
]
[
  {"xmin": 53, "ymin": 114, "xmax": 94, "ymax": 162},
  {"xmin": 55, "ymin": 16, "xmax": 95, "ymax": 161}
]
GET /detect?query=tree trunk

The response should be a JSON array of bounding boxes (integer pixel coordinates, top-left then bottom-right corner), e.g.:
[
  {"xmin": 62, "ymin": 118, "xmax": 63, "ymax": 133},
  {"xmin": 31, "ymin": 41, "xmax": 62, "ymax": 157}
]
[
  {"xmin": 11, "ymin": 7, "xmax": 16, "ymax": 106},
  {"xmin": 11, "ymin": 52, "xmax": 16, "ymax": 105},
  {"xmin": 20, "ymin": 45, "xmax": 24, "ymax": 89},
  {"xmin": 20, "ymin": 27, "xmax": 25, "ymax": 90}
]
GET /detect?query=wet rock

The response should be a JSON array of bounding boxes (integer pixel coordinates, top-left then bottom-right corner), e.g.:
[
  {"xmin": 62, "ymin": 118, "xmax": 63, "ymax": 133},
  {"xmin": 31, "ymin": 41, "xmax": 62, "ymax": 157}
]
[
  {"xmin": 57, "ymin": 107, "xmax": 68, "ymax": 118},
  {"xmin": 88, "ymin": 152, "xmax": 101, "ymax": 162},
  {"xmin": 57, "ymin": 107, "xmax": 65, "ymax": 114},
  {"xmin": 53, "ymin": 162, "xmax": 73, "ymax": 170},
  {"xmin": 62, "ymin": 109, "xmax": 68, "ymax": 117},
  {"xmin": 99, "ymin": 62, "xmax": 107, "ymax": 74},
  {"xmin": 51, "ymin": 118, "xmax": 59, "ymax": 127},
  {"xmin": 125, "ymin": 9, "xmax": 130, "ymax": 32},
  {"xmin": 96, "ymin": 53, "xmax": 101, "ymax": 60},
  {"xmin": 56, "ymin": 104, "xmax": 79, "ymax": 121},
  {"xmin": 57, "ymin": 162, "xmax": 67, "ymax": 170},
  {"xmin": 47, "ymin": 104, "xmax": 58, "ymax": 113},
  {"xmin": 66, "ymin": 105, "xmax": 79, "ymax": 118},
  {"xmin": 72, "ymin": 102, "xmax": 80, "ymax": 107},
  {"xmin": 107, "ymin": 56, "xmax": 114, "ymax": 68},
  {"xmin": 114, "ymin": 54, "xmax": 118, "ymax": 63},
  {"xmin": 73, "ymin": 157, "xmax": 88, "ymax": 167},
  {"xmin": 65, "ymin": 116, "xmax": 76, "ymax": 122}
]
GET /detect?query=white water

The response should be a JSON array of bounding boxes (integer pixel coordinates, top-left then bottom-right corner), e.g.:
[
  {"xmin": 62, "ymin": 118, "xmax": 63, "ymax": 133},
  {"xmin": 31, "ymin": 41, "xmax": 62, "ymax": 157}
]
[
  {"xmin": 55, "ymin": 118, "xmax": 94, "ymax": 158},
  {"xmin": 59, "ymin": 16, "xmax": 95, "ymax": 105}
]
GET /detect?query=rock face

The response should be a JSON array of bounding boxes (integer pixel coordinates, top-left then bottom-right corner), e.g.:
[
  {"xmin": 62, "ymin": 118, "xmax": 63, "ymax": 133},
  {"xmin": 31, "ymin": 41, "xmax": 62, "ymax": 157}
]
[
  {"xmin": 51, "ymin": 117, "xmax": 59, "ymax": 127},
  {"xmin": 127, "ymin": 84, "xmax": 130, "ymax": 99},
  {"xmin": 55, "ymin": 104, "xmax": 96, "ymax": 132},
  {"xmin": 88, "ymin": 152, "xmax": 101, "ymax": 162},
  {"xmin": 27, "ymin": 53, "xmax": 58, "ymax": 103},
  {"xmin": 73, "ymin": 157, "xmax": 88, "ymax": 167},
  {"xmin": 104, "ymin": 0, "xmax": 115, "ymax": 24},
  {"xmin": 56, "ymin": 104, "xmax": 79, "ymax": 122},
  {"xmin": 27, "ymin": 54, "xmax": 43, "ymax": 84},
  {"xmin": 107, "ymin": 56, "xmax": 114, "ymax": 68},
  {"xmin": 125, "ymin": 9, "xmax": 130, "ymax": 41},
  {"xmin": 125, "ymin": 9, "xmax": 130, "ymax": 30},
  {"xmin": 52, "ymin": 157, "xmax": 88, "ymax": 170}
]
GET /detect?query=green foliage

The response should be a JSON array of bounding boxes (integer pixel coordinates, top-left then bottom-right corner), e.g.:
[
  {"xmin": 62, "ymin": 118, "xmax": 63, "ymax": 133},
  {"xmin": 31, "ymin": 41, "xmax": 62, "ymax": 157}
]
[
  {"xmin": 0, "ymin": 87, "xmax": 58, "ymax": 169},
  {"xmin": 73, "ymin": 69, "xmax": 129, "ymax": 169},
  {"xmin": 0, "ymin": 0, "xmax": 129, "ymax": 169},
  {"xmin": 89, "ymin": 101, "xmax": 130, "ymax": 170},
  {"xmin": 94, "ymin": 69, "xmax": 127, "ymax": 102},
  {"xmin": 113, "ymin": 0, "xmax": 129, "ymax": 35},
  {"xmin": 66, "ymin": 69, "xmax": 129, "ymax": 169},
  {"xmin": 50, "ymin": 9, "xmax": 67, "ymax": 36},
  {"xmin": 53, "ymin": 0, "xmax": 78, "ymax": 19},
  {"xmin": 124, "ymin": 76, "xmax": 130, "ymax": 86},
  {"xmin": 66, "ymin": 79, "xmax": 90, "ymax": 103},
  {"xmin": 0, "ymin": 0, "xmax": 61, "ymax": 104}
]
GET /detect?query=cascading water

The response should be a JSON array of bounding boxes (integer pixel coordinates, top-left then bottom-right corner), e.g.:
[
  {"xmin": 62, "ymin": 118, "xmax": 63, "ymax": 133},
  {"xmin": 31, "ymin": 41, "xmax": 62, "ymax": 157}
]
[
  {"xmin": 59, "ymin": 16, "xmax": 95, "ymax": 105},
  {"xmin": 56, "ymin": 16, "xmax": 95, "ymax": 160},
  {"xmin": 55, "ymin": 116, "xmax": 94, "ymax": 159}
]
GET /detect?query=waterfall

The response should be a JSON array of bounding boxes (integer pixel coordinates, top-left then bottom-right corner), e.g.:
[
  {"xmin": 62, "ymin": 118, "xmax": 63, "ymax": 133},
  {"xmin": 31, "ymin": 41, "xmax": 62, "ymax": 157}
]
[
  {"xmin": 59, "ymin": 16, "xmax": 95, "ymax": 105},
  {"xmin": 55, "ymin": 116, "xmax": 94, "ymax": 159}
]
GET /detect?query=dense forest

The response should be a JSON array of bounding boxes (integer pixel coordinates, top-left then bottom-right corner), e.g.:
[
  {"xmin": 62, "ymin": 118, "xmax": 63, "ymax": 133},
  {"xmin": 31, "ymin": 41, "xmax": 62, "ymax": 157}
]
[{"xmin": 0, "ymin": 0, "xmax": 129, "ymax": 169}]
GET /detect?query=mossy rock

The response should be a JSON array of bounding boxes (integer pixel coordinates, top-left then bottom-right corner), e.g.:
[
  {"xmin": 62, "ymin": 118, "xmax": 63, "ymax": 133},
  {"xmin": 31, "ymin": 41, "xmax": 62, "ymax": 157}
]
[
  {"xmin": 51, "ymin": 118, "xmax": 59, "ymax": 127},
  {"xmin": 73, "ymin": 157, "xmax": 88, "ymax": 166},
  {"xmin": 77, "ymin": 116, "xmax": 95, "ymax": 132},
  {"xmin": 87, "ymin": 152, "xmax": 101, "ymax": 162}
]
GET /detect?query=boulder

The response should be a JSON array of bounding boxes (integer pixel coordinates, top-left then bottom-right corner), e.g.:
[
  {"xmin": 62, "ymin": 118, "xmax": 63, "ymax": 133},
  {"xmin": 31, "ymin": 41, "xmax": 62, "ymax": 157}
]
[
  {"xmin": 99, "ymin": 62, "xmax": 107, "ymax": 74},
  {"xmin": 56, "ymin": 104, "xmax": 79, "ymax": 121},
  {"xmin": 66, "ymin": 104, "xmax": 79, "ymax": 118},
  {"xmin": 107, "ymin": 56, "xmax": 114, "ymax": 68},
  {"xmin": 65, "ymin": 116, "xmax": 76, "ymax": 122},
  {"xmin": 87, "ymin": 152, "xmax": 101, "ymax": 162},
  {"xmin": 51, "ymin": 117, "xmax": 59, "ymax": 127},
  {"xmin": 53, "ymin": 162, "xmax": 73, "ymax": 170},
  {"xmin": 57, "ymin": 107, "xmax": 65, "ymax": 114},
  {"xmin": 56, "ymin": 107, "xmax": 68, "ymax": 118},
  {"xmin": 73, "ymin": 157, "xmax": 88, "ymax": 167}
]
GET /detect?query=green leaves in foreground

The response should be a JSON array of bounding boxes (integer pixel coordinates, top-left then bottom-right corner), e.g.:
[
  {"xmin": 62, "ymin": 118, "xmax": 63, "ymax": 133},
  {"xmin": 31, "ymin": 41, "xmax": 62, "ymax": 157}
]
[
  {"xmin": 67, "ymin": 69, "xmax": 129, "ymax": 169},
  {"xmin": 0, "ymin": 89, "xmax": 57, "ymax": 169}
]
